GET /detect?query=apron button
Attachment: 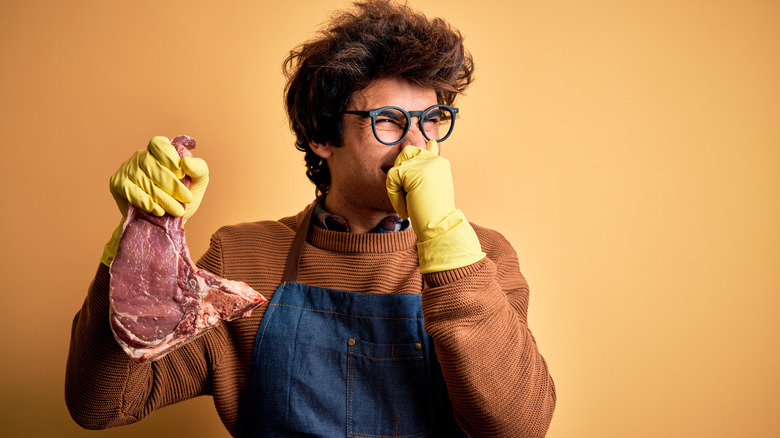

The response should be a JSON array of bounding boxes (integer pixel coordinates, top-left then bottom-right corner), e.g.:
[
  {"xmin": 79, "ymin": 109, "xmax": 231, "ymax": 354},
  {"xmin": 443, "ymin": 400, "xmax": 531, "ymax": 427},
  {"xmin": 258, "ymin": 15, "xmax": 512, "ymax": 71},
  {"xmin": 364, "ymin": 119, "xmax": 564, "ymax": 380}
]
[
  {"xmin": 414, "ymin": 342, "xmax": 422, "ymax": 351},
  {"xmin": 347, "ymin": 338, "xmax": 356, "ymax": 347}
]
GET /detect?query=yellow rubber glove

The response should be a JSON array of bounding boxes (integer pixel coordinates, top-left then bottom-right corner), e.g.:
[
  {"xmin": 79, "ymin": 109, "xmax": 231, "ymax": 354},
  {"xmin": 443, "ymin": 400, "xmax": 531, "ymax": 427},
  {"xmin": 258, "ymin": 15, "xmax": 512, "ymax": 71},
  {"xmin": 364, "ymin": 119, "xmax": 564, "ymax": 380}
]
[
  {"xmin": 101, "ymin": 136, "xmax": 210, "ymax": 266},
  {"xmin": 386, "ymin": 139, "xmax": 485, "ymax": 274}
]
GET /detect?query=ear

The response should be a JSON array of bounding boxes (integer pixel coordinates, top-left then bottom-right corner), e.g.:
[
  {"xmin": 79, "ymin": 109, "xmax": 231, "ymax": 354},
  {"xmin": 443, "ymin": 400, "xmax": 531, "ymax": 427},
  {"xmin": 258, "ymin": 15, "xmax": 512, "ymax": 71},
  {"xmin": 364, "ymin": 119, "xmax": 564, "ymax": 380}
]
[{"xmin": 309, "ymin": 140, "xmax": 333, "ymax": 159}]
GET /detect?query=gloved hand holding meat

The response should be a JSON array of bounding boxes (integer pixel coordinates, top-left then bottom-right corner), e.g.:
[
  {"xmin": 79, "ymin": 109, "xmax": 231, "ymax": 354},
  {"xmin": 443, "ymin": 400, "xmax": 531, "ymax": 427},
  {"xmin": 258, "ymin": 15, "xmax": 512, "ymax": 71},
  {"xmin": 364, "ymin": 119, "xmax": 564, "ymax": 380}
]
[{"xmin": 106, "ymin": 135, "xmax": 267, "ymax": 363}]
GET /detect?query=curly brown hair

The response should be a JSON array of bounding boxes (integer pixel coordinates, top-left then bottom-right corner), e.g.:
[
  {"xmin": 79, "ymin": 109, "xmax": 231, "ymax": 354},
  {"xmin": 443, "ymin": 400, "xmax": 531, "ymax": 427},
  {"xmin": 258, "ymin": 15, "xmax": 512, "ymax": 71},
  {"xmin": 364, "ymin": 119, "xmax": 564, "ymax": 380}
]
[{"xmin": 283, "ymin": 0, "xmax": 474, "ymax": 198}]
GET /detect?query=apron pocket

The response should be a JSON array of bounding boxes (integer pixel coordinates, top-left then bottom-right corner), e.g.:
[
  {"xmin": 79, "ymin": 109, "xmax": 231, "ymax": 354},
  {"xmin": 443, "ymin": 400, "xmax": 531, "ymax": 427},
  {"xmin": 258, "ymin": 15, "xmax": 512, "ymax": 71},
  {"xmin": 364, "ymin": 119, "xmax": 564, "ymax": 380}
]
[{"xmin": 346, "ymin": 338, "xmax": 427, "ymax": 438}]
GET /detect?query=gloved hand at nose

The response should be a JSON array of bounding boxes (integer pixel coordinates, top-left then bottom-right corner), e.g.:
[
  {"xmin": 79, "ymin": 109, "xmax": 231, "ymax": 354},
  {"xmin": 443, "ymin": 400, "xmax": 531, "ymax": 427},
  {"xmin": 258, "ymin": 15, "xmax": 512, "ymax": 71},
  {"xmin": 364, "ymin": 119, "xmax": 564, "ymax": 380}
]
[
  {"xmin": 386, "ymin": 139, "xmax": 485, "ymax": 274},
  {"xmin": 101, "ymin": 136, "xmax": 210, "ymax": 266}
]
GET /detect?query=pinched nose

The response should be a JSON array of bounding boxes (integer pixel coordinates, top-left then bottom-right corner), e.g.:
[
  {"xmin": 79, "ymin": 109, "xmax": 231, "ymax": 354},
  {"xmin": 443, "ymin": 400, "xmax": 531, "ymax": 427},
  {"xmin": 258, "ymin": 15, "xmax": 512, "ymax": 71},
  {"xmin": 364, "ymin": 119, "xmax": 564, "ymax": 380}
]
[{"xmin": 403, "ymin": 123, "xmax": 428, "ymax": 149}]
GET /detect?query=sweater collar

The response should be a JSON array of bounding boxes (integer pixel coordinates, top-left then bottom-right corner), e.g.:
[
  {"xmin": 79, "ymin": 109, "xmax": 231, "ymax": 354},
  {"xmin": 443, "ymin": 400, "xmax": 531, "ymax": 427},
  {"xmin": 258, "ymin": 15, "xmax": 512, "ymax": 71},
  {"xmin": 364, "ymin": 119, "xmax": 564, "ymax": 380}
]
[
  {"xmin": 307, "ymin": 225, "xmax": 418, "ymax": 253},
  {"xmin": 312, "ymin": 201, "xmax": 411, "ymax": 234},
  {"xmin": 293, "ymin": 203, "xmax": 417, "ymax": 254}
]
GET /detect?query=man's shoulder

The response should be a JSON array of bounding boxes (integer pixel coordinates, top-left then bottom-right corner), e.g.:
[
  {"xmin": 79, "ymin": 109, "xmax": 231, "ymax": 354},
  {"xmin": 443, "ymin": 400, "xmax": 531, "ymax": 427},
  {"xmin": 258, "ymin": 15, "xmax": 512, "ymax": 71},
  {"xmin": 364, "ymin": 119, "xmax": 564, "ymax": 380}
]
[
  {"xmin": 470, "ymin": 222, "xmax": 516, "ymax": 255},
  {"xmin": 213, "ymin": 218, "xmax": 292, "ymax": 237},
  {"xmin": 210, "ymin": 205, "xmax": 311, "ymax": 244},
  {"xmin": 471, "ymin": 222, "xmax": 508, "ymax": 242}
]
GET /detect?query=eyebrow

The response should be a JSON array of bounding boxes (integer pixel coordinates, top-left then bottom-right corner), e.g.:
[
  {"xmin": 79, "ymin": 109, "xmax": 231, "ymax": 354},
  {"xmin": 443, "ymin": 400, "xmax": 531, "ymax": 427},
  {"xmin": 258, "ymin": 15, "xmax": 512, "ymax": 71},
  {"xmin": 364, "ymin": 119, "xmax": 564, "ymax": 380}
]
[
  {"xmin": 424, "ymin": 108, "xmax": 443, "ymax": 118},
  {"xmin": 377, "ymin": 109, "xmax": 406, "ymax": 121}
]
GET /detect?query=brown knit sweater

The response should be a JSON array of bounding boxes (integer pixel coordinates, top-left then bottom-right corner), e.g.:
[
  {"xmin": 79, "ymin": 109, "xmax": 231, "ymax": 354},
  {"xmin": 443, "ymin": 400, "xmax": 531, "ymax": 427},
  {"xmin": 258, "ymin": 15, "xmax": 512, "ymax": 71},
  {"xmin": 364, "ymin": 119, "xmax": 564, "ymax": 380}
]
[{"xmin": 66, "ymin": 206, "xmax": 556, "ymax": 437}]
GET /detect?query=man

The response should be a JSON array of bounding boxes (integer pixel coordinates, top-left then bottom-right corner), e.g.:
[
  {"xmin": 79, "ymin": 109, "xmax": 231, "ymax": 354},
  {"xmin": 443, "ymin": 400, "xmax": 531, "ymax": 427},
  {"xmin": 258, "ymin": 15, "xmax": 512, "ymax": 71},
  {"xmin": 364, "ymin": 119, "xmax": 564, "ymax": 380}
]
[{"xmin": 66, "ymin": 1, "xmax": 556, "ymax": 437}]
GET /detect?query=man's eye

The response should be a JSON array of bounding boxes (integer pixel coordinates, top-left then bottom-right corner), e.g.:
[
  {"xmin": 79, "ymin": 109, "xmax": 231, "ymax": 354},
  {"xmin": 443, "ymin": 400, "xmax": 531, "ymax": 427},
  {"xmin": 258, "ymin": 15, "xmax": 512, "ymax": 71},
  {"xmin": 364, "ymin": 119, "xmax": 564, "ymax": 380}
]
[
  {"xmin": 376, "ymin": 117, "xmax": 404, "ymax": 128},
  {"xmin": 424, "ymin": 110, "xmax": 443, "ymax": 124}
]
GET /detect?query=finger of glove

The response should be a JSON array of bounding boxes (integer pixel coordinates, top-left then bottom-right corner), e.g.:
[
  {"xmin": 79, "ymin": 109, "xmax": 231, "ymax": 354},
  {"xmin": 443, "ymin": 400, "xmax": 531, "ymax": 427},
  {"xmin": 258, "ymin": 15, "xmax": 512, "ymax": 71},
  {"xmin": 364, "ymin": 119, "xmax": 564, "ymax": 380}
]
[
  {"xmin": 392, "ymin": 146, "xmax": 458, "ymax": 239},
  {"xmin": 180, "ymin": 158, "xmax": 209, "ymax": 222},
  {"xmin": 109, "ymin": 152, "xmax": 141, "ymax": 215},
  {"xmin": 385, "ymin": 167, "xmax": 409, "ymax": 219},
  {"xmin": 181, "ymin": 156, "xmax": 209, "ymax": 179},
  {"xmin": 119, "ymin": 180, "xmax": 184, "ymax": 216},
  {"xmin": 147, "ymin": 136, "xmax": 186, "ymax": 179},
  {"xmin": 392, "ymin": 144, "xmax": 427, "ymax": 168},
  {"xmin": 138, "ymin": 149, "xmax": 194, "ymax": 204},
  {"xmin": 387, "ymin": 145, "xmax": 435, "ymax": 218},
  {"xmin": 133, "ymin": 172, "xmax": 188, "ymax": 216},
  {"xmin": 426, "ymin": 139, "xmax": 439, "ymax": 156},
  {"xmin": 110, "ymin": 154, "xmax": 189, "ymax": 216},
  {"xmin": 392, "ymin": 145, "xmax": 439, "ymax": 194},
  {"xmin": 405, "ymin": 154, "xmax": 455, "ymax": 212}
]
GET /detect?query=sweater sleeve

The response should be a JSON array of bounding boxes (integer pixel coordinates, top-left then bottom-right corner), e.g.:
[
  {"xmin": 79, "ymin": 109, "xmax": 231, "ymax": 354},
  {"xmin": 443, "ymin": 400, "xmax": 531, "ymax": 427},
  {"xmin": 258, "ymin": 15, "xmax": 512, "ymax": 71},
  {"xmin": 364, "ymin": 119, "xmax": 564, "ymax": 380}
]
[
  {"xmin": 65, "ymin": 260, "xmax": 227, "ymax": 430},
  {"xmin": 421, "ymin": 226, "xmax": 556, "ymax": 438}
]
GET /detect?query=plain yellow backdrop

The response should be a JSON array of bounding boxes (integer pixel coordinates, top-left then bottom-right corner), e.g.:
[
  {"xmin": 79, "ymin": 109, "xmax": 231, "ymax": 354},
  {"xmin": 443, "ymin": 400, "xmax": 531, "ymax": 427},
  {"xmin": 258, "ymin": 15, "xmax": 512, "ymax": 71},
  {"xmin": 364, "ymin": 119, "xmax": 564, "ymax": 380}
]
[{"xmin": 1, "ymin": 0, "xmax": 778, "ymax": 436}]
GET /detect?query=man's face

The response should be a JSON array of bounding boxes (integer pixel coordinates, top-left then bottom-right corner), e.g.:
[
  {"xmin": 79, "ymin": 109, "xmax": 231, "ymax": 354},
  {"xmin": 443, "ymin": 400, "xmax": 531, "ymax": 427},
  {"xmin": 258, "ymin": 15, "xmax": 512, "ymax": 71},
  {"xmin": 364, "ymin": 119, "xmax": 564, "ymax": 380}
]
[{"xmin": 313, "ymin": 77, "xmax": 438, "ymax": 221}]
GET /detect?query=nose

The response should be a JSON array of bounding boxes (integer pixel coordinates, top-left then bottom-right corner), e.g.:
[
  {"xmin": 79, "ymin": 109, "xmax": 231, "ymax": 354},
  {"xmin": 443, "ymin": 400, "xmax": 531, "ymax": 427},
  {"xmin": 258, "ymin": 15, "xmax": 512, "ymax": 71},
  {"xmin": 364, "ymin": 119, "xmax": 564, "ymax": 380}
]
[{"xmin": 403, "ymin": 118, "xmax": 427, "ymax": 149}]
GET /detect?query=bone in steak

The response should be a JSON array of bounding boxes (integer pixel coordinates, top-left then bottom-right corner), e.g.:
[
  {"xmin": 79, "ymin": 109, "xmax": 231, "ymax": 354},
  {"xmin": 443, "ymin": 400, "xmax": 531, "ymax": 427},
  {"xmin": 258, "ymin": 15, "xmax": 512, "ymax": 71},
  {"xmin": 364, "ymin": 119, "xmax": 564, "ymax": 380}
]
[{"xmin": 109, "ymin": 135, "xmax": 267, "ymax": 363}]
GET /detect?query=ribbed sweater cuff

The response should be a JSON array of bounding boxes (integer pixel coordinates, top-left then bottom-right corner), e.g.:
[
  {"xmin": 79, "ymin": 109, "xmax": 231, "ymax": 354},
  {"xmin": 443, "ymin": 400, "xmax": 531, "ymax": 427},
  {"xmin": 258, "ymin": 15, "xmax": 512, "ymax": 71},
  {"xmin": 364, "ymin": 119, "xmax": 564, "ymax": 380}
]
[{"xmin": 422, "ymin": 256, "xmax": 490, "ymax": 287}]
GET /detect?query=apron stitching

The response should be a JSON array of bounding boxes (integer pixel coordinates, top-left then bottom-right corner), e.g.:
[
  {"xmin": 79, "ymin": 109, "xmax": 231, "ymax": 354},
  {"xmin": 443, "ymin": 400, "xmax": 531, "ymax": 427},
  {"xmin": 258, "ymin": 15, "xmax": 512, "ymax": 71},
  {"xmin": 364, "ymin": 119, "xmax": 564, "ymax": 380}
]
[
  {"xmin": 349, "ymin": 432, "xmax": 427, "ymax": 438},
  {"xmin": 349, "ymin": 352, "xmax": 422, "ymax": 361},
  {"xmin": 392, "ymin": 344, "xmax": 398, "ymax": 438},
  {"xmin": 255, "ymin": 287, "xmax": 285, "ymax": 350},
  {"xmin": 347, "ymin": 344, "xmax": 354, "ymax": 436},
  {"xmin": 294, "ymin": 288, "xmax": 420, "ymax": 297},
  {"xmin": 236, "ymin": 284, "xmax": 284, "ymax": 436}
]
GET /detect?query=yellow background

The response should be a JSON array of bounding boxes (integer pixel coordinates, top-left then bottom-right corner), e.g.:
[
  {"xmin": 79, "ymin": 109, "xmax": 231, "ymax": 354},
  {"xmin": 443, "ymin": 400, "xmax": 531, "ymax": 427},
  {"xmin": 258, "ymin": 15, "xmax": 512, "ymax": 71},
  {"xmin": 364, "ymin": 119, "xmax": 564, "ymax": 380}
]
[{"xmin": 1, "ymin": 0, "xmax": 778, "ymax": 436}]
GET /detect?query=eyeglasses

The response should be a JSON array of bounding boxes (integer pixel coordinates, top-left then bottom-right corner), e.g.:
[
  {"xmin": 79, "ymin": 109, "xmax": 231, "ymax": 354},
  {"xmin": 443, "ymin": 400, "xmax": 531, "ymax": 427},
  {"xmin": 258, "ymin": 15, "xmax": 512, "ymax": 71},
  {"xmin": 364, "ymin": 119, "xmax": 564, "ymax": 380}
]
[{"xmin": 342, "ymin": 104, "xmax": 459, "ymax": 145}]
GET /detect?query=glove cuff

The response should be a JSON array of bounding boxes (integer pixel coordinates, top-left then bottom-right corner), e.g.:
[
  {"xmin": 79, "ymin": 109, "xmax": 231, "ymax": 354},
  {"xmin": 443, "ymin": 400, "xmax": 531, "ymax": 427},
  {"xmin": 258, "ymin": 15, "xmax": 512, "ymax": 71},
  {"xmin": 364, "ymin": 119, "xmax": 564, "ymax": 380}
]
[
  {"xmin": 100, "ymin": 220, "xmax": 124, "ymax": 267},
  {"xmin": 416, "ymin": 210, "xmax": 486, "ymax": 274}
]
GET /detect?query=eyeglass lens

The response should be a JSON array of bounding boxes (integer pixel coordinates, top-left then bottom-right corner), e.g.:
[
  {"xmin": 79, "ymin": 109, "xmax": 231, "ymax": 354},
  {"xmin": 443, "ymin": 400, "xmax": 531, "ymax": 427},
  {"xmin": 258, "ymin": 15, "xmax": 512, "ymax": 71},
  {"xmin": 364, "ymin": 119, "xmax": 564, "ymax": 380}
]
[{"xmin": 374, "ymin": 106, "xmax": 454, "ymax": 144}]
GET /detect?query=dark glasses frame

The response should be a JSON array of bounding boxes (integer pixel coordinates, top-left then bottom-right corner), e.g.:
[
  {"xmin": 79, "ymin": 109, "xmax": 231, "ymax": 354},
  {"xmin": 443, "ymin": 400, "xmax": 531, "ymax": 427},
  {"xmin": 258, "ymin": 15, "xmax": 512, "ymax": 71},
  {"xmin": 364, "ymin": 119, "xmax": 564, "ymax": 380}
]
[{"xmin": 342, "ymin": 104, "xmax": 459, "ymax": 145}]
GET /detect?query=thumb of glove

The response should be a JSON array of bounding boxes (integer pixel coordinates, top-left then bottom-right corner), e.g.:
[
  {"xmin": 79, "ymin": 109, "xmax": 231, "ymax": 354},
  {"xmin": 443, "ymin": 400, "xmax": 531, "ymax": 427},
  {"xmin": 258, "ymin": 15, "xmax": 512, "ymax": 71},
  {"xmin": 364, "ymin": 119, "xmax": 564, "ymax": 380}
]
[
  {"xmin": 180, "ymin": 156, "xmax": 209, "ymax": 222},
  {"xmin": 181, "ymin": 156, "xmax": 209, "ymax": 181}
]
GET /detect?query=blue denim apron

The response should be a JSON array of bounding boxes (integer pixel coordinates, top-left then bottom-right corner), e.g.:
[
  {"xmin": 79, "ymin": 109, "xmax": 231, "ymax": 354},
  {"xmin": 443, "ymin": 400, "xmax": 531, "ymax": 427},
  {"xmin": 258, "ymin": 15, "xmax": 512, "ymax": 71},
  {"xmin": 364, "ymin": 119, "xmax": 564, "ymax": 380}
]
[{"xmin": 237, "ymin": 207, "xmax": 466, "ymax": 437}]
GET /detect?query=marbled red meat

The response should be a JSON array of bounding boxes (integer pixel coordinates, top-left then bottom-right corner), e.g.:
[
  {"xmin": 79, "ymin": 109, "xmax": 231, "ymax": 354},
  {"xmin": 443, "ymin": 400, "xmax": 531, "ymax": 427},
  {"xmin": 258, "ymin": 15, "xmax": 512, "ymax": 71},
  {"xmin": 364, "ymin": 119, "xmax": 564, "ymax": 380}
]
[{"xmin": 109, "ymin": 135, "xmax": 266, "ymax": 363}]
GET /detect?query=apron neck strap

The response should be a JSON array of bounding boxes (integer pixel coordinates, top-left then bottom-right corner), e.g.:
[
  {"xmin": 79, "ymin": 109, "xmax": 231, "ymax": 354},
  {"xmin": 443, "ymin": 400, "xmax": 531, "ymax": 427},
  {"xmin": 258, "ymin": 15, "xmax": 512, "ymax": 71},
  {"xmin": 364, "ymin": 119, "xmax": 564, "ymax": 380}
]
[{"xmin": 281, "ymin": 203, "xmax": 315, "ymax": 283}]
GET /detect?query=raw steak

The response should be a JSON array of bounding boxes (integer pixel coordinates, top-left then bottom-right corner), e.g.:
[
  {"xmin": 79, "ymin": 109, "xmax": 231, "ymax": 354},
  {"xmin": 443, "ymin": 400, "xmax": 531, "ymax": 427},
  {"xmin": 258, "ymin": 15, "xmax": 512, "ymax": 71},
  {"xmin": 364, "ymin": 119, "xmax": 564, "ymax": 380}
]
[{"xmin": 109, "ymin": 135, "xmax": 267, "ymax": 363}]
